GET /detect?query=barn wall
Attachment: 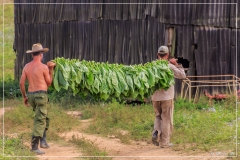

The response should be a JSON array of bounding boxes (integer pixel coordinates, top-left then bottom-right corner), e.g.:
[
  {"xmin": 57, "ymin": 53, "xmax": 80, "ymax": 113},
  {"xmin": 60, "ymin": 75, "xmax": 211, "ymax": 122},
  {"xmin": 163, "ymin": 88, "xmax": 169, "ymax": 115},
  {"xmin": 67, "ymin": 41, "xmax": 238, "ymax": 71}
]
[
  {"xmin": 14, "ymin": 18, "xmax": 167, "ymax": 79},
  {"xmin": 14, "ymin": 0, "xmax": 239, "ymax": 28},
  {"xmin": 13, "ymin": 1, "xmax": 240, "ymax": 96}
]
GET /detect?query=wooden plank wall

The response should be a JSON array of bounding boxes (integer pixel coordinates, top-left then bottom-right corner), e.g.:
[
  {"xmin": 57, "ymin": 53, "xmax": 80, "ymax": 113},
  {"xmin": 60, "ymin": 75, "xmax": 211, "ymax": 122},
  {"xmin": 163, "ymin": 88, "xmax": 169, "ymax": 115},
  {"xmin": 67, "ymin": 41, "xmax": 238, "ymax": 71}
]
[{"xmin": 13, "ymin": 1, "xmax": 240, "ymax": 96}]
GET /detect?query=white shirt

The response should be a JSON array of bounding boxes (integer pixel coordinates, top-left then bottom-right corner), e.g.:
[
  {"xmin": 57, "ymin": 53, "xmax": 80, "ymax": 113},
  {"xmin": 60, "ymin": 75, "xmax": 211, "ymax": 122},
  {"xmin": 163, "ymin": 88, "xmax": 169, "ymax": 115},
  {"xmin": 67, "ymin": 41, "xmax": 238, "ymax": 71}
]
[{"xmin": 151, "ymin": 63, "xmax": 186, "ymax": 101}]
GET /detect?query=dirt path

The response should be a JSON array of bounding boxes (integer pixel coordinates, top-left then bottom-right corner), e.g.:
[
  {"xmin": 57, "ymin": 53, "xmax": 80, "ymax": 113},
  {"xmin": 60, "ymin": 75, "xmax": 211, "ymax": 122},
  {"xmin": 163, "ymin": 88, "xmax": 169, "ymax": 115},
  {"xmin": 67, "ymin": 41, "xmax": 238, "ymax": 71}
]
[
  {"xmin": 57, "ymin": 111, "xmax": 226, "ymax": 160},
  {"xmin": 59, "ymin": 130, "xmax": 225, "ymax": 160},
  {"xmin": 1, "ymin": 108, "xmax": 226, "ymax": 160},
  {"xmin": 1, "ymin": 108, "xmax": 82, "ymax": 160},
  {"xmin": 36, "ymin": 142, "xmax": 81, "ymax": 160},
  {"xmin": 0, "ymin": 107, "xmax": 12, "ymax": 115},
  {"xmin": 60, "ymin": 130, "xmax": 182, "ymax": 160}
]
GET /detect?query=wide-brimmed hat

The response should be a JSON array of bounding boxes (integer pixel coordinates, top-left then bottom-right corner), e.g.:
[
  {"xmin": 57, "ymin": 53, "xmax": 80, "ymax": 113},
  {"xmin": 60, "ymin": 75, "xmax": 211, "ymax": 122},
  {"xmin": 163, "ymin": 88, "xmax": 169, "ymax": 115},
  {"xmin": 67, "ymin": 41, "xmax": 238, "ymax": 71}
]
[
  {"xmin": 158, "ymin": 46, "xmax": 169, "ymax": 54},
  {"xmin": 26, "ymin": 43, "xmax": 49, "ymax": 54}
]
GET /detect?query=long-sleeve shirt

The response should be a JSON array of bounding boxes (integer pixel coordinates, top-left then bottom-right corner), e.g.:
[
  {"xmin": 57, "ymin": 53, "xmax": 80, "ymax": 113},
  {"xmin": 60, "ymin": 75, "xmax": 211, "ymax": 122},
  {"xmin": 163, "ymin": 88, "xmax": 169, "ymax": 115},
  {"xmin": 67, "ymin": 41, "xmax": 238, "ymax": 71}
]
[{"xmin": 151, "ymin": 63, "xmax": 186, "ymax": 101}]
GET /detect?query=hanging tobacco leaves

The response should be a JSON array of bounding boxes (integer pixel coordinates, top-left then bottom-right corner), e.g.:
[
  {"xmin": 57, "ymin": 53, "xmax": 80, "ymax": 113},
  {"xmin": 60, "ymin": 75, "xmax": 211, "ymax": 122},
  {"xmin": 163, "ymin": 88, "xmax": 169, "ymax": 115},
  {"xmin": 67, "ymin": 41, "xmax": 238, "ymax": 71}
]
[{"xmin": 51, "ymin": 57, "xmax": 174, "ymax": 100}]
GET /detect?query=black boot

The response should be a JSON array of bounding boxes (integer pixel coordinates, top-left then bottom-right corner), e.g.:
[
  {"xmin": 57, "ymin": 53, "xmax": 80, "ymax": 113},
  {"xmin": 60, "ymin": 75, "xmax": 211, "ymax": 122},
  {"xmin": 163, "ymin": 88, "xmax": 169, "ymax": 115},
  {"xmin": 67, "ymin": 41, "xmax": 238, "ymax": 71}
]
[
  {"xmin": 152, "ymin": 130, "xmax": 159, "ymax": 146},
  {"xmin": 40, "ymin": 130, "xmax": 50, "ymax": 148},
  {"xmin": 31, "ymin": 136, "xmax": 45, "ymax": 155}
]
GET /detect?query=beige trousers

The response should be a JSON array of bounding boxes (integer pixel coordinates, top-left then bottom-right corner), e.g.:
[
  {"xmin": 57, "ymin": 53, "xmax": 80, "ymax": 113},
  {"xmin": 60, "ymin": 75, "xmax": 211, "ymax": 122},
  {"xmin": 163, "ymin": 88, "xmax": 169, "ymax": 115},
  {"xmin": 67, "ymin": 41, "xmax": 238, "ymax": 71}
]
[{"xmin": 152, "ymin": 99, "xmax": 174, "ymax": 147}]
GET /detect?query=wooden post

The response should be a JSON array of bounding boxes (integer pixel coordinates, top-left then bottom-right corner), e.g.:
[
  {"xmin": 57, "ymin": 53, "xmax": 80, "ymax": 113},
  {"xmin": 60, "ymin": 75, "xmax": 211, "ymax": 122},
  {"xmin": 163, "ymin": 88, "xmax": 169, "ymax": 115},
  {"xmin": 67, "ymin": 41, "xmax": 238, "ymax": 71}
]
[{"xmin": 189, "ymin": 81, "xmax": 192, "ymax": 102}]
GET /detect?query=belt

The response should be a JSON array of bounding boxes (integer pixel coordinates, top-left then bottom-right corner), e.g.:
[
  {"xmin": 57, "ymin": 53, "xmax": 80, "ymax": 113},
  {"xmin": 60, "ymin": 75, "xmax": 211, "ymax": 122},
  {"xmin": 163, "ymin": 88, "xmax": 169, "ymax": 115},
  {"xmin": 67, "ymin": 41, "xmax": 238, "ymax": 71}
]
[{"xmin": 28, "ymin": 90, "xmax": 47, "ymax": 94}]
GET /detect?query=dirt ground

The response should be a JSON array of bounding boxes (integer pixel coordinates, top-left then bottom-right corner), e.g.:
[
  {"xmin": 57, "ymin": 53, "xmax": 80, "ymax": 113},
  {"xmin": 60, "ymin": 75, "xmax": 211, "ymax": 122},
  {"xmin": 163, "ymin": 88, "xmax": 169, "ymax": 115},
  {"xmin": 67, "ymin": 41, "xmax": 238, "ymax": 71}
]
[{"xmin": 1, "ymin": 108, "xmax": 228, "ymax": 160}]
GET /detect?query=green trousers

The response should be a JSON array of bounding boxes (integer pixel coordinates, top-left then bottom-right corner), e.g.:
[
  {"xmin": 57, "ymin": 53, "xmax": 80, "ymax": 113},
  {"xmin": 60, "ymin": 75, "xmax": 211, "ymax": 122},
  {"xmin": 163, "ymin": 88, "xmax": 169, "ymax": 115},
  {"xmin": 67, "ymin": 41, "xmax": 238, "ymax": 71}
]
[{"xmin": 28, "ymin": 92, "xmax": 49, "ymax": 137}]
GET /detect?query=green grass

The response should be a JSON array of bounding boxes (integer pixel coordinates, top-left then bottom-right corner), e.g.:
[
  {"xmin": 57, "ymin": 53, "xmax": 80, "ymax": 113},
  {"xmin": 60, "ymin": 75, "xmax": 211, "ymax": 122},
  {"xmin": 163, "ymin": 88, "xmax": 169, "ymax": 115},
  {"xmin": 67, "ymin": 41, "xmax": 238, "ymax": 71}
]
[
  {"xmin": 84, "ymin": 102, "xmax": 154, "ymax": 144},
  {"xmin": 2, "ymin": 98, "xmax": 81, "ymax": 157},
  {"xmin": 0, "ymin": 2, "xmax": 15, "ymax": 79},
  {"xmin": 76, "ymin": 97, "xmax": 238, "ymax": 159},
  {"xmin": 69, "ymin": 136, "xmax": 111, "ymax": 160},
  {"xmin": 0, "ymin": 3, "xmax": 27, "ymax": 158},
  {"xmin": 3, "ymin": 99, "xmax": 80, "ymax": 139},
  {"xmin": 173, "ymin": 106, "xmax": 236, "ymax": 150},
  {"xmin": 2, "ymin": 89, "xmax": 239, "ymax": 159},
  {"xmin": 0, "ymin": 137, "xmax": 37, "ymax": 160},
  {"xmin": 2, "ymin": 98, "xmax": 111, "ymax": 158},
  {"xmin": 80, "ymin": 97, "xmax": 238, "ymax": 157}
]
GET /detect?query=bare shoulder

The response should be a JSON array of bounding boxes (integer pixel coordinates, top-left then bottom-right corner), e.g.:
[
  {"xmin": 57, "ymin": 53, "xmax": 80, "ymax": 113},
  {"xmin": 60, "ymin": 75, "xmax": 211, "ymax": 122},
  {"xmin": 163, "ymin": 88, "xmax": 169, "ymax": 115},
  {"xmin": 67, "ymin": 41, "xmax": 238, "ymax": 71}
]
[
  {"xmin": 25, "ymin": 62, "xmax": 32, "ymax": 67},
  {"xmin": 41, "ymin": 63, "xmax": 48, "ymax": 69},
  {"xmin": 40, "ymin": 63, "xmax": 49, "ymax": 72},
  {"xmin": 23, "ymin": 62, "xmax": 31, "ymax": 70}
]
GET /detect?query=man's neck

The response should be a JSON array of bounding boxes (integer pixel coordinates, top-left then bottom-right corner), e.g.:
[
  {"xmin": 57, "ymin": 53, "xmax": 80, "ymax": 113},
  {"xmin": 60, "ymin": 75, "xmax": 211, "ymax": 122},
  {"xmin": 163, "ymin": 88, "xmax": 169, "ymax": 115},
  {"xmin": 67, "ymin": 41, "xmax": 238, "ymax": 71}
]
[
  {"xmin": 159, "ymin": 58, "xmax": 167, "ymax": 60},
  {"xmin": 33, "ymin": 57, "xmax": 42, "ymax": 63}
]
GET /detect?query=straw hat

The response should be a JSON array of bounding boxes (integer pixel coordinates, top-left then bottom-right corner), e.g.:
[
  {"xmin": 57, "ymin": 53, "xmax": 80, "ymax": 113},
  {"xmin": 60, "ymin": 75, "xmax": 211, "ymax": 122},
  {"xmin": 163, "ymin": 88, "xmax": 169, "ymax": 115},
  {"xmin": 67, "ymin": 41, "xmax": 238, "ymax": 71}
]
[{"xmin": 26, "ymin": 43, "xmax": 49, "ymax": 53}]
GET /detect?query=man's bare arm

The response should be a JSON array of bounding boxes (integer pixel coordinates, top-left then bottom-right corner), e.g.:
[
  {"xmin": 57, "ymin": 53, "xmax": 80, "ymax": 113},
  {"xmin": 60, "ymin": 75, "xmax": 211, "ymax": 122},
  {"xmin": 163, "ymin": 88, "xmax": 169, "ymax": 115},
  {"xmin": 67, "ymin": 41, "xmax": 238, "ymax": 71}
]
[
  {"xmin": 44, "ymin": 62, "xmax": 56, "ymax": 87},
  {"xmin": 19, "ymin": 69, "xmax": 29, "ymax": 106}
]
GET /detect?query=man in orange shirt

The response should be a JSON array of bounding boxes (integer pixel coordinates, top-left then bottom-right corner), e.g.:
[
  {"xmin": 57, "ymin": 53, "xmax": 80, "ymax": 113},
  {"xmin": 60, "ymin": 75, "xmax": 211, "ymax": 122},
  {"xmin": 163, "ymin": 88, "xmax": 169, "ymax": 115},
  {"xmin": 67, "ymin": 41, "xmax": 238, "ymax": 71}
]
[{"xmin": 20, "ymin": 43, "xmax": 55, "ymax": 154}]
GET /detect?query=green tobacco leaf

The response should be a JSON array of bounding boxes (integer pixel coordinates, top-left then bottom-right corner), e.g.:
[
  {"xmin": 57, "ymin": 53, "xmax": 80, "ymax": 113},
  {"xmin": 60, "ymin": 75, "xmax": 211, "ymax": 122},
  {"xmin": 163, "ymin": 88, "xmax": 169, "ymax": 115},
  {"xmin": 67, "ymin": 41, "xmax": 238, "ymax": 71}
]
[
  {"xmin": 76, "ymin": 70, "xmax": 82, "ymax": 84},
  {"xmin": 53, "ymin": 65, "xmax": 60, "ymax": 91},
  {"xmin": 92, "ymin": 76, "xmax": 100, "ymax": 94},
  {"xmin": 147, "ymin": 68, "xmax": 155, "ymax": 87},
  {"xmin": 116, "ymin": 69, "xmax": 129, "ymax": 92},
  {"xmin": 58, "ymin": 69, "xmax": 68, "ymax": 89},
  {"xmin": 100, "ymin": 93, "xmax": 109, "ymax": 100},
  {"xmin": 86, "ymin": 71, "xmax": 94, "ymax": 85},
  {"xmin": 111, "ymin": 70, "xmax": 119, "ymax": 93},
  {"xmin": 126, "ymin": 75, "xmax": 134, "ymax": 92},
  {"xmin": 52, "ymin": 57, "xmax": 174, "ymax": 101},
  {"xmin": 133, "ymin": 75, "xmax": 143, "ymax": 90}
]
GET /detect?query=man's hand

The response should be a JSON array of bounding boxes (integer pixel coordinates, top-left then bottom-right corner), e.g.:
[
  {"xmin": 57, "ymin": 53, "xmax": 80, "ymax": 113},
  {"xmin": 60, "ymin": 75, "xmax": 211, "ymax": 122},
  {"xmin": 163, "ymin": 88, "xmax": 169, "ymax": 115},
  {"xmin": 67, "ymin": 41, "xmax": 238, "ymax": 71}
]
[
  {"xmin": 24, "ymin": 97, "xmax": 29, "ymax": 107},
  {"xmin": 169, "ymin": 58, "xmax": 178, "ymax": 66},
  {"xmin": 47, "ymin": 61, "xmax": 56, "ymax": 69}
]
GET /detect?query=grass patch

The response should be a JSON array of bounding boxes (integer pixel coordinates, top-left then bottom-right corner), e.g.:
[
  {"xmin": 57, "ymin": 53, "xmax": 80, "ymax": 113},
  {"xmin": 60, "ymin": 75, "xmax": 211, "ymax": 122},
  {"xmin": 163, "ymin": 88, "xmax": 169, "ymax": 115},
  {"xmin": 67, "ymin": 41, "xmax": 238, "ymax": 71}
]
[
  {"xmin": 173, "ymin": 105, "xmax": 236, "ymax": 151},
  {"xmin": 84, "ymin": 102, "xmax": 154, "ymax": 143},
  {"xmin": 69, "ymin": 135, "xmax": 111, "ymax": 160},
  {"xmin": 2, "ymin": 93, "xmax": 239, "ymax": 159},
  {"xmin": 0, "ymin": 137, "xmax": 37, "ymax": 160},
  {"xmin": 81, "ymin": 108, "xmax": 94, "ymax": 120},
  {"xmin": 1, "ymin": 3, "xmax": 15, "ymax": 79},
  {"xmin": 3, "ymin": 98, "xmax": 80, "ymax": 143},
  {"xmin": 82, "ymin": 97, "xmax": 238, "ymax": 157},
  {"xmin": 2, "ymin": 99, "xmax": 81, "ymax": 157},
  {"xmin": 0, "ymin": 76, "xmax": 24, "ymax": 100},
  {"xmin": 1, "ymin": 95, "xmax": 239, "ymax": 158}
]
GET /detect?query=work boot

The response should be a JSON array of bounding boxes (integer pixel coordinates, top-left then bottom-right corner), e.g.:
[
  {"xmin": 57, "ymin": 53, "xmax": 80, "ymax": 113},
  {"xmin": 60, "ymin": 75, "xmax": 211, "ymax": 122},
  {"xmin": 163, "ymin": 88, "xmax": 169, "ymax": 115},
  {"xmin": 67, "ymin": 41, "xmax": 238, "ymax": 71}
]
[
  {"xmin": 161, "ymin": 143, "xmax": 174, "ymax": 148},
  {"xmin": 31, "ymin": 136, "xmax": 45, "ymax": 155},
  {"xmin": 152, "ymin": 130, "xmax": 159, "ymax": 146},
  {"xmin": 40, "ymin": 130, "xmax": 50, "ymax": 148}
]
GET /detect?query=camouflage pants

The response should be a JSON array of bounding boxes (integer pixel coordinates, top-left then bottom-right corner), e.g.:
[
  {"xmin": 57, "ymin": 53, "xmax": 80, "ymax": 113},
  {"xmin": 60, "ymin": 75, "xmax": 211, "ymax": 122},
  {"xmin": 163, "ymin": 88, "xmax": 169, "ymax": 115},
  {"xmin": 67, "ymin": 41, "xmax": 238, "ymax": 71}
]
[{"xmin": 28, "ymin": 92, "xmax": 49, "ymax": 138}]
